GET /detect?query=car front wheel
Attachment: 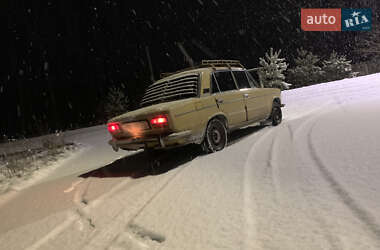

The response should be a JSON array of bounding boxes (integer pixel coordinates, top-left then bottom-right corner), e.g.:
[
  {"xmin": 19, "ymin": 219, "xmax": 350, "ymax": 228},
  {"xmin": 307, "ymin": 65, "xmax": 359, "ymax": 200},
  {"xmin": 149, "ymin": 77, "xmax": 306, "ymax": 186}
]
[
  {"xmin": 201, "ymin": 118, "xmax": 227, "ymax": 153},
  {"xmin": 271, "ymin": 105, "xmax": 282, "ymax": 126}
]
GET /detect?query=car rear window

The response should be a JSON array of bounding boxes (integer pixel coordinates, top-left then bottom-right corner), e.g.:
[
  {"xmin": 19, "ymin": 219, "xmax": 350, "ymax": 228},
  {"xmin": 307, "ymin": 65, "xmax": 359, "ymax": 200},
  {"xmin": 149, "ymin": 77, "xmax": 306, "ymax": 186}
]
[{"xmin": 140, "ymin": 73, "xmax": 199, "ymax": 107}]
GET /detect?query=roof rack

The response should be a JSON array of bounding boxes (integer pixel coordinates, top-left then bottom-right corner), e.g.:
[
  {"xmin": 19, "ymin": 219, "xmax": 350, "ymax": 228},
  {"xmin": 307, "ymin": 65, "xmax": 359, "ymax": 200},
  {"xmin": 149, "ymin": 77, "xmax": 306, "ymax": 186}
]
[
  {"xmin": 201, "ymin": 60, "xmax": 244, "ymax": 68},
  {"xmin": 160, "ymin": 59, "xmax": 245, "ymax": 79},
  {"xmin": 246, "ymin": 67, "xmax": 260, "ymax": 72}
]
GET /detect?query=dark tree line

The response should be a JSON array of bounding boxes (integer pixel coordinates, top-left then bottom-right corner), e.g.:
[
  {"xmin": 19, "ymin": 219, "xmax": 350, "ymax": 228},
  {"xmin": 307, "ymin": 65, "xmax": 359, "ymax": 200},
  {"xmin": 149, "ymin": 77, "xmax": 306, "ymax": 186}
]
[{"xmin": 0, "ymin": 0, "xmax": 378, "ymax": 138}]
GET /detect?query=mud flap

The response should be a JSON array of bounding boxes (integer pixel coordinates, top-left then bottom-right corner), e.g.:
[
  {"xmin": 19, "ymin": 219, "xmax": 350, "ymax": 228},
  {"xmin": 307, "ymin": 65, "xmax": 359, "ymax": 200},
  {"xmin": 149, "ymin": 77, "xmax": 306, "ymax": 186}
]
[{"xmin": 112, "ymin": 144, "xmax": 119, "ymax": 152}]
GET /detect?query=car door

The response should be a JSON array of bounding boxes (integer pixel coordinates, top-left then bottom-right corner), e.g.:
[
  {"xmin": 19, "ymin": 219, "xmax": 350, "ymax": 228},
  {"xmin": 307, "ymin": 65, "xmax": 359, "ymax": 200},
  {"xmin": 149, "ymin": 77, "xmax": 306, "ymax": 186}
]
[
  {"xmin": 233, "ymin": 70, "xmax": 268, "ymax": 122},
  {"xmin": 211, "ymin": 70, "xmax": 246, "ymax": 126},
  {"xmin": 247, "ymin": 71, "xmax": 274, "ymax": 118}
]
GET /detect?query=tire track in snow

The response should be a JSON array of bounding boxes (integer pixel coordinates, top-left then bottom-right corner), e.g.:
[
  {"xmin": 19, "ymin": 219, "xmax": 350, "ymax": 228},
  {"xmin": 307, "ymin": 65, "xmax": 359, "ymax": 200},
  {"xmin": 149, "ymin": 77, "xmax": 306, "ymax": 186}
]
[
  {"xmin": 286, "ymin": 123, "xmax": 294, "ymax": 142},
  {"xmin": 242, "ymin": 111, "xmax": 327, "ymax": 249},
  {"xmin": 129, "ymin": 158, "xmax": 192, "ymax": 223},
  {"xmin": 121, "ymin": 158, "xmax": 200, "ymax": 247},
  {"xmin": 263, "ymin": 134, "xmax": 281, "ymax": 205},
  {"xmin": 85, "ymin": 157, "xmax": 197, "ymax": 250},
  {"xmin": 242, "ymin": 127, "xmax": 276, "ymax": 250},
  {"xmin": 307, "ymin": 123, "xmax": 380, "ymax": 244},
  {"xmin": 72, "ymin": 177, "xmax": 97, "ymax": 231},
  {"xmin": 292, "ymin": 105, "xmax": 380, "ymax": 249},
  {"xmin": 291, "ymin": 114, "xmax": 344, "ymax": 249},
  {"xmin": 271, "ymin": 110, "xmax": 346, "ymax": 249},
  {"xmin": 243, "ymin": 101, "xmax": 346, "ymax": 249},
  {"xmin": 283, "ymin": 97, "xmax": 336, "ymax": 136},
  {"xmin": 30, "ymin": 151, "xmax": 193, "ymax": 249},
  {"xmin": 26, "ymin": 178, "xmax": 133, "ymax": 250},
  {"xmin": 271, "ymin": 121, "xmax": 342, "ymax": 249},
  {"xmin": 26, "ymin": 177, "xmax": 95, "ymax": 250},
  {"xmin": 243, "ymin": 121, "xmax": 338, "ymax": 250}
]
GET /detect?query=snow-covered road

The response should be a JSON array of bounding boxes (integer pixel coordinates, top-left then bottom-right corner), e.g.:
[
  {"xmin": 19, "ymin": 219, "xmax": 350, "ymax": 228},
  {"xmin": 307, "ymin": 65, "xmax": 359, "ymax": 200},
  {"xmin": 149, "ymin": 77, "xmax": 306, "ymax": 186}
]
[{"xmin": 1, "ymin": 74, "xmax": 380, "ymax": 250}]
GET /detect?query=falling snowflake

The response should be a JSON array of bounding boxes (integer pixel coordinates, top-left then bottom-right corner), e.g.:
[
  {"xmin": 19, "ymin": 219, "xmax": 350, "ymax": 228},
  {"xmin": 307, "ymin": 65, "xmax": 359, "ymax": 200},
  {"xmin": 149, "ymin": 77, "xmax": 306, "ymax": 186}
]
[
  {"xmin": 238, "ymin": 29, "xmax": 246, "ymax": 35},
  {"xmin": 146, "ymin": 21, "xmax": 153, "ymax": 29}
]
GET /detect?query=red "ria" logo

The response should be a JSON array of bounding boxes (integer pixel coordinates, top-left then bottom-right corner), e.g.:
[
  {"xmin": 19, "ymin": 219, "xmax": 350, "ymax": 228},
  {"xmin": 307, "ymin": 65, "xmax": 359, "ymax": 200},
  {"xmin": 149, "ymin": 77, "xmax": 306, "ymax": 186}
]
[{"xmin": 301, "ymin": 9, "xmax": 341, "ymax": 31}]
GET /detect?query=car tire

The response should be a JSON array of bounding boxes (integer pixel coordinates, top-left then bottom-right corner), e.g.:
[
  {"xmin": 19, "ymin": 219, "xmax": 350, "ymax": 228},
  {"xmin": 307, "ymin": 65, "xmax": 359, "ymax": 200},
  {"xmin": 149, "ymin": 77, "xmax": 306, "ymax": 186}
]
[
  {"xmin": 201, "ymin": 118, "xmax": 227, "ymax": 153},
  {"xmin": 271, "ymin": 105, "xmax": 282, "ymax": 126}
]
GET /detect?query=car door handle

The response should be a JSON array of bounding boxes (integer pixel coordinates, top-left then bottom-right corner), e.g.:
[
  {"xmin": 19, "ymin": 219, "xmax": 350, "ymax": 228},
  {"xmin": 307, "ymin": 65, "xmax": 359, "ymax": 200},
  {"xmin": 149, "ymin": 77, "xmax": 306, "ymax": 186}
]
[
  {"xmin": 216, "ymin": 99, "xmax": 224, "ymax": 104},
  {"xmin": 243, "ymin": 94, "xmax": 249, "ymax": 98}
]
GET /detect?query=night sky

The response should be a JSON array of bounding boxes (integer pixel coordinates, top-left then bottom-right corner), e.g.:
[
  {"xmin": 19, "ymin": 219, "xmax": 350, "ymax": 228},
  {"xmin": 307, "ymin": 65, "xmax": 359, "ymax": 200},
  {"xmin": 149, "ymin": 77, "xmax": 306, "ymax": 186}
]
[{"xmin": 0, "ymin": 0, "xmax": 377, "ymax": 138}]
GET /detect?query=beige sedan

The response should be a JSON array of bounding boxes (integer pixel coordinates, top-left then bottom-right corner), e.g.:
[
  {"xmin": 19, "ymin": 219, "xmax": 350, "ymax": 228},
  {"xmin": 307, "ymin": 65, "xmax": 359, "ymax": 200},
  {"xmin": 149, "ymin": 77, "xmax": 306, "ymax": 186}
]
[{"xmin": 107, "ymin": 60, "xmax": 284, "ymax": 153}]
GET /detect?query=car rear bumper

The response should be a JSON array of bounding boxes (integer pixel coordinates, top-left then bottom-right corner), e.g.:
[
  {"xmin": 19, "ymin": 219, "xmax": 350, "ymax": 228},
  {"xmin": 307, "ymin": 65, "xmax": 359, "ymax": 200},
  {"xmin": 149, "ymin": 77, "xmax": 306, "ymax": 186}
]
[{"xmin": 108, "ymin": 130, "xmax": 193, "ymax": 151}]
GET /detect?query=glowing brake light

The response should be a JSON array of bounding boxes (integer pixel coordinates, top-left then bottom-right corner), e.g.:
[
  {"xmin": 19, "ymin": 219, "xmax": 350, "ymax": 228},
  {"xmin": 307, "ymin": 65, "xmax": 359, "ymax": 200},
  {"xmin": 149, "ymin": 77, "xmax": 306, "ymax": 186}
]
[
  {"xmin": 150, "ymin": 115, "xmax": 168, "ymax": 127},
  {"xmin": 107, "ymin": 122, "xmax": 120, "ymax": 133}
]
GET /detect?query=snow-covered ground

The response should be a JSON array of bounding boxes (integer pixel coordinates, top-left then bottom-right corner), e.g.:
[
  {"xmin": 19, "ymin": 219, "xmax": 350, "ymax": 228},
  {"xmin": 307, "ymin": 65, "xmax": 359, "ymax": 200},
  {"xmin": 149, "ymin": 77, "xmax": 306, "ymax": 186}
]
[
  {"xmin": 0, "ymin": 73, "xmax": 380, "ymax": 250},
  {"xmin": 0, "ymin": 144, "xmax": 78, "ymax": 195}
]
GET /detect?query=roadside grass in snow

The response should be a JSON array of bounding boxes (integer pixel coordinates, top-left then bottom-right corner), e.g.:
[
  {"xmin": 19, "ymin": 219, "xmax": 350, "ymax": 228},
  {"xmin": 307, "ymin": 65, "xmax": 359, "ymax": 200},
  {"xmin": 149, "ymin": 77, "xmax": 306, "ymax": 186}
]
[{"xmin": 0, "ymin": 134, "xmax": 77, "ymax": 194}]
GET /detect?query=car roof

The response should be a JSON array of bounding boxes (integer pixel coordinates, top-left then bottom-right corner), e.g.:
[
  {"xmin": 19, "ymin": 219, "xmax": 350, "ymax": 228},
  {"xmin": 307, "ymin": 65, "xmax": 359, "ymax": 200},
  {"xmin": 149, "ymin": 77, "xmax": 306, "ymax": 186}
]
[
  {"xmin": 154, "ymin": 66, "xmax": 246, "ymax": 86},
  {"xmin": 156, "ymin": 60, "xmax": 246, "ymax": 82}
]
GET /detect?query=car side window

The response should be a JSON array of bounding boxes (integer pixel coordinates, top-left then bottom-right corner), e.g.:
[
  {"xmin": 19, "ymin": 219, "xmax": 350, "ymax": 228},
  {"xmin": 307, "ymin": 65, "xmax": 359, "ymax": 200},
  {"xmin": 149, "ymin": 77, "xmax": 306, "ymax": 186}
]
[
  {"xmin": 246, "ymin": 71, "xmax": 261, "ymax": 88},
  {"xmin": 214, "ymin": 71, "xmax": 237, "ymax": 92},
  {"xmin": 233, "ymin": 70, "xmax": 251, "ymax": 89},
  {"xmin": 211, "ymin": 73, "xmax": 220, "ymax": 94}
]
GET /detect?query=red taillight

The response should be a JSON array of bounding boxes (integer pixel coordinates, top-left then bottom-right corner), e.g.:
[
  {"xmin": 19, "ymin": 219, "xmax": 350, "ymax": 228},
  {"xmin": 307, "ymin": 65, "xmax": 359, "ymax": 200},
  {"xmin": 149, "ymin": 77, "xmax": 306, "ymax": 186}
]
[
  {"xmin": 107, "ymin": 122, "xmax": 120, "ymax": 133},
  {"xmin": 150, "ymin": 115, "xmax": 168, "ymax": 127}
]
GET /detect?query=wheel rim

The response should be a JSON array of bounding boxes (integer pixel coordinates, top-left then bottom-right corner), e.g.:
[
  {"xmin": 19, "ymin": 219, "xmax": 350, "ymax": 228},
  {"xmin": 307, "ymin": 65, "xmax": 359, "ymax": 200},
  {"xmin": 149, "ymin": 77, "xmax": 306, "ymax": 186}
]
[
  {"xmin": 207, "ymin": 120, "xmax": 226, "ymax": 151},
  {"xmin": 212, "ymin": 129, "xmax": 221, "ymax": 144}
]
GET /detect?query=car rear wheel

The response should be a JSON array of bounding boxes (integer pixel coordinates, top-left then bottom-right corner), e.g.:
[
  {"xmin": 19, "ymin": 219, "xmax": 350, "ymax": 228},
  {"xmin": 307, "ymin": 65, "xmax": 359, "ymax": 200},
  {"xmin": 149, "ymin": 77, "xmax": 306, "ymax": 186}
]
[
  {"xmin": 201, "ymin": 118, "xmax": 227, "ymax": 153},
  {"xmin": 271, "ymin": 105, "xmax": 282, "ymax": 126}
]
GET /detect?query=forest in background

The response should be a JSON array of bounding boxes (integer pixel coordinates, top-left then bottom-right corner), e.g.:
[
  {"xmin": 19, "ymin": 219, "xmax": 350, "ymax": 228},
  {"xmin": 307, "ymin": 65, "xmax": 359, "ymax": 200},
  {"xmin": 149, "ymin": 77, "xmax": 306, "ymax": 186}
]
[{"xmin": 0, "ymin": 0, "xmax": 379, "ymax": 139}]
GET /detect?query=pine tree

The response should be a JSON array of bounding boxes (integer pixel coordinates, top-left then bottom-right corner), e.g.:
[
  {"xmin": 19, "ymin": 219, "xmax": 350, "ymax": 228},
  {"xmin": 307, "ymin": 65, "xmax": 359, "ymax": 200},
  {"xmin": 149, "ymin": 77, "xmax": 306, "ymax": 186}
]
[
  {"xmin": 353, "ymin": 23, "xmax": 380, "ymax": 74},
  {"xmin": 287, "ymin": 48, "xmax": 324, "ymax": 88},
  {"xmin": 352, "ymin": 0, "xmax": 380, "ymax": 63},
  {"xmin": 104, "ymin": 86, "xmax": 129, "ymax": 118},
  {"xmin": 257, "ymin": 48, "xmax": 291, "ymax": 90},
  {"xmin": 356, "ymin": 27, "xmax": 380, "ymax": 61},
  {"xmin": 322, "ymin": 51, "xmax": 357, "ymax": 82}
]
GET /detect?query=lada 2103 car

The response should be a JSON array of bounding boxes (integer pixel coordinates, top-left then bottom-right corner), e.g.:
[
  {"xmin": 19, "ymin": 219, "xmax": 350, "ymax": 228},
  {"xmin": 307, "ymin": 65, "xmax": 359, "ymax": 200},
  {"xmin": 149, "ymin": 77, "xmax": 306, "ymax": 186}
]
[{"xmin": 107, "ymin": 60, "xmax": 284, "ymax": 153}]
